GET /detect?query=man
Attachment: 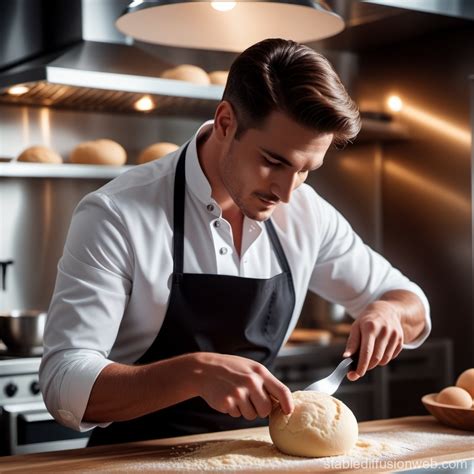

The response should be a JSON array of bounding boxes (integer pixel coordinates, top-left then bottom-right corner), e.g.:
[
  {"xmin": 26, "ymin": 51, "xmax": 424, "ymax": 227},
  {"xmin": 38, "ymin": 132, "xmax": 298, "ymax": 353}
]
[{"xmin": 40, "ymin": 38, "xmax": 430, "ymax": 446}]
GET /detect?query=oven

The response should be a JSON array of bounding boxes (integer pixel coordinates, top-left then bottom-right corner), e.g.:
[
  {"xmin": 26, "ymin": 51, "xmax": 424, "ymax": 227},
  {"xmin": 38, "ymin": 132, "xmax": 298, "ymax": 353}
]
[
  {"xmin": 0, "ymin": 355, "xmax": 89, "ymax": 456},
  {"xmin": 1, "ymin": 400, "xmax": 89, "ymax": 455}
]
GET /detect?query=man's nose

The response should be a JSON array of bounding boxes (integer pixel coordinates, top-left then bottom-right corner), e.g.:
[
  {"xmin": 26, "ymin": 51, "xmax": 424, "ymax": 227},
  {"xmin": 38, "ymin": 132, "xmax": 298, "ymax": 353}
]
[{"xmin": 271, "ymin": 172, "xmax": 298, "ymax": 203}]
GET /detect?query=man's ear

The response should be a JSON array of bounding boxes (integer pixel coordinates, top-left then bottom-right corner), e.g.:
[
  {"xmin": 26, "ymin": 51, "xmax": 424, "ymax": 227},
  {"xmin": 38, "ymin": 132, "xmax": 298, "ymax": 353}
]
[{"xmin": 213, "ymin": 100, "xmax": 238, "ymax": 143}]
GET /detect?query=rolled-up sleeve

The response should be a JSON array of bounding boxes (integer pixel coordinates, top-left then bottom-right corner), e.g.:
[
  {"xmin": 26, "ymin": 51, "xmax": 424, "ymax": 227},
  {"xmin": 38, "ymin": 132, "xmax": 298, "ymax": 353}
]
[
  {"xmin": 308, "ymin": 193, "xmax": 431, "ymax": 349},
  {"xmin": 39, "ymin": 192, "xmax": 133, "ymax": 431}
]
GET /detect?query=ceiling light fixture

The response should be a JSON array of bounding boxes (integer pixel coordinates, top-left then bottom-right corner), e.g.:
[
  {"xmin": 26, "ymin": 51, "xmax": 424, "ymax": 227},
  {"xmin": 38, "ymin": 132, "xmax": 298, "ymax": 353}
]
[
  {"xmin": 116, "ymin": 1, "xmax": 344, "ymax": 52},
  {"xmin": 211, "ymin": 1, "xmax": 237, "ymax": 12}
]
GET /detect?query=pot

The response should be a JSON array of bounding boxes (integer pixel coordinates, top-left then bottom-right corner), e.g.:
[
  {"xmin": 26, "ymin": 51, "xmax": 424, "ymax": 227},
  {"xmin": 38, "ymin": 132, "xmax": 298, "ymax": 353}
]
[{"xmin": 0, "ymin": 310, "xmax": 46, "ymax": 352}]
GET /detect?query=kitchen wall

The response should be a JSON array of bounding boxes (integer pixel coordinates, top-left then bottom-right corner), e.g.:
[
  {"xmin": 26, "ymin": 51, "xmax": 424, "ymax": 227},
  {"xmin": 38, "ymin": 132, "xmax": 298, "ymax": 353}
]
[
  {"xmin": 360, "ymin": 26, "xmax": 473, "ymax": 376},
  {"xmin": 305, "ymin": 25, "xmax": 473, "ymax": 376}
]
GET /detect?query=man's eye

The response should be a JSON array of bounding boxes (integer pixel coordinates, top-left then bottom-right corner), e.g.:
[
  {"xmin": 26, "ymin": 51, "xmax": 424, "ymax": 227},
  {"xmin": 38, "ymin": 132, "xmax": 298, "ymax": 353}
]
[{"xmin": 263, "ymin": 156, "xmax": 280, "ymax": 166}]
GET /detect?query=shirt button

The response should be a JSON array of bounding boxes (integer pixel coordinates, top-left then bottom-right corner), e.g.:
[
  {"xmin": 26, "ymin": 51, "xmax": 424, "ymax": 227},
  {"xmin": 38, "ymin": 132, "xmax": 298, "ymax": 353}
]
[
  {"xmin": 207, "ymin": 204, "xmax": 214, "ymax": 212},
  {"xmin": 214, "ymin": 220, "xmax": 221, "ymax": 228},
  {"xmin": 219, "ymin": 247, "xmax": 228, "ymax": 255}
]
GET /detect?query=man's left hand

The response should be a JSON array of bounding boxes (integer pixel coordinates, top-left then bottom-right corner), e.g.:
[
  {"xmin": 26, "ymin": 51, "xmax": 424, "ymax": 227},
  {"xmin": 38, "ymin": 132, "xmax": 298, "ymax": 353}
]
[{"xmin": 343, "ymin": 300, "xmax": 404, "ymax": 381}]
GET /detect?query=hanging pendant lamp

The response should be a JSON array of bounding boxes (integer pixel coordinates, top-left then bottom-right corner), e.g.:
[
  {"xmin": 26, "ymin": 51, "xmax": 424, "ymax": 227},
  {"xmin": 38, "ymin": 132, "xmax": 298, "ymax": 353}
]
[{"xmin": 116, "ymin": 0, "xmax": 344, "ymax": 52}]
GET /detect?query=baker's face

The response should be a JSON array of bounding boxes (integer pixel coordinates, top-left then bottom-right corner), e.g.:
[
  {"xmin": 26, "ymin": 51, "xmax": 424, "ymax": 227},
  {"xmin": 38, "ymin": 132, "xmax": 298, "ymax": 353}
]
[{"xmin": 220, "ymin": 111, "xmax": 333, "ymax": 221}]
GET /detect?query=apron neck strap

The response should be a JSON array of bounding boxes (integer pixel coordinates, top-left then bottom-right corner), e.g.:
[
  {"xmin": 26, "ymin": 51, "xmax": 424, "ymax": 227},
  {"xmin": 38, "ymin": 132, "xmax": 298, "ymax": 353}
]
[
  {"xmin": 264, "ymin": 219, "xmax": 292, "ymax": 274},
  {"xmin": 173, "ymin": 142, "xmax": 189, "ymax": 275},
  {"xmin": 173, "ymin": 142, "xmax": 291, "ymax": 275}
]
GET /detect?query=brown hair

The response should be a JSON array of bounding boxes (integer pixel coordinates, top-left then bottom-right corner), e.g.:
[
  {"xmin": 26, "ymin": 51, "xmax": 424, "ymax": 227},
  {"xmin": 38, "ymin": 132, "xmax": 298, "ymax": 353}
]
[{"xmin": 222, "ymin": 38, "xmax": 361, "ymax": 147}]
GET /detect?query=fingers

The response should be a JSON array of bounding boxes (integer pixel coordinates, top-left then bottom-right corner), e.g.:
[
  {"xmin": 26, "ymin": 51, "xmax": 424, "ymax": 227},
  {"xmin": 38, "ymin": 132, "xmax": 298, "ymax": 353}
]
[
  {"xmin": 264, "ymin": 376, "xmax": 294, "ymax": 415},
  {"xmin": 205, "ymin": 356, "xmax": 294, "ymax": 420},
  {"xmin": 379, "ymin": 332, "xmax": 402, "ymax": 366},
  {"xmin": 367, "ymin": 327, "xmax": 390, "ymax": 370},
  {"xmin": 344, "ymin": 323, "xmax": 361, "ymax": 359},
  {"xmin": 222, "ymin": 389, "xmax": 258, "ymax": 420},
  {"xmin": 351, "ymin": 328, "xmax": 375, "ymax": 380},
  {"xmin": 236, "ymin": 384, "xmax": 279, "ymax": 421},
  {"xmin": 347, "ymin": 325, "xmax": 404, "ymax": 382},
  {"xmin": 237, "ymin": 394, "xmax": 259, "ymax": 421},
  {"xmin": 249, "ymin": 385, "xmax": 273, "ymax": 419},
  {"xmin": 390, "ymin": 335, "xmax": 404, "ymax": 362},
  {"xmin": 345, "ymin": 323, "xmax": 362, "ymax": 381},
  {"xmin": 223, "ymin": 371, "xmax": 292, "ymax": 421},
  {"xmin": 225, "ymin": 397, "xmax": 242, "ymax": 418}
]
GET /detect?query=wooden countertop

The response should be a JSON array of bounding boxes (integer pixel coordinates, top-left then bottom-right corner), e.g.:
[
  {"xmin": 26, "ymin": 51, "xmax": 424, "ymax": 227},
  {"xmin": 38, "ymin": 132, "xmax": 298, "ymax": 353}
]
[{"xmin": 1, "ymin": 416, "xmax": 473, "ymax": 473}]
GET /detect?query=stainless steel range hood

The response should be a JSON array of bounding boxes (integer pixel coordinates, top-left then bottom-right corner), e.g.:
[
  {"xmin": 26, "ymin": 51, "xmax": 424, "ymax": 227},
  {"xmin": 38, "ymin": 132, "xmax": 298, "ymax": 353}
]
[
  {"xmin": 360, "ymin": 0, "xmax": 474, "ymax": 20},
  {"xmin": 0, "ymin": 0, "xmax": 224, "ymax": 117},
  {"xmin": 0, "ymin": 40, "xmax": 224, "ymax": 117}
]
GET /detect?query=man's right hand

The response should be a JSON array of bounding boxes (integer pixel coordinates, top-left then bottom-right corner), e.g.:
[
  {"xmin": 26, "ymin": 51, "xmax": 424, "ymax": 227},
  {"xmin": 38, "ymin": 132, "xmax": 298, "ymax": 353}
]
[{"xmin": 188, "ymin": 352, "xmax": 294, "ymax": 420}]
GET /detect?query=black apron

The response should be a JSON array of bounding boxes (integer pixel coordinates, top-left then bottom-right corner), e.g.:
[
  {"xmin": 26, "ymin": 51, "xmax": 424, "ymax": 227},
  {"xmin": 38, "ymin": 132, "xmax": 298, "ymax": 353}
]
[{"xmin": 88, "ymin": 143, "xmax": 296, "ymax": 446}]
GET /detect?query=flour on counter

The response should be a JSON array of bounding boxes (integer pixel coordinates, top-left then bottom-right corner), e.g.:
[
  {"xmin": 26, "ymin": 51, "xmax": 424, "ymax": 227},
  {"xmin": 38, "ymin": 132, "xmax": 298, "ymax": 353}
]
[{"xmin": 80, "ymin": 427, "xmax": 474, "ymax": 473}]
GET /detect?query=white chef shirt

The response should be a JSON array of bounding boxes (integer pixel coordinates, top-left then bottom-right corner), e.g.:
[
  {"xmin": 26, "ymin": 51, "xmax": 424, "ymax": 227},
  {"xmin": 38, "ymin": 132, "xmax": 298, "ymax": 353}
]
[{"xmin": 39, "ymin": 121, "xmax": 431, "ymax": 432}]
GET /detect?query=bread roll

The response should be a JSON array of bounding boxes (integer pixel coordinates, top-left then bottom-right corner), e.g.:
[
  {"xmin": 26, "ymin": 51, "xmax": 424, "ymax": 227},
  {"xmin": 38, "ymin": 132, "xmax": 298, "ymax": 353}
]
[
  {"xmin": 17, "ymin": 145, "xmax": 62, "ymax": 164},
  {"xmin": 436, "ymin": 386, "xmax": 472, "ymax": 408},
  {"xmin": 161, "ymin": 65, "xmax": 210, "ymax": 85},
  {"xmin": 138, "ymin": 142, "xmax": 179, "ymax": 164},
  {"xmin": 269, "ymin": 391, "xmax": 358, "ymax": 457},
  {"xmin": 208, "ymin": 70, "xmax": 229, "ymax": 85},
  {"xmin": 70, "ymin": 139, "xmax": 126, "ymax": 165},
  {"xmin": 456, "ymin": 368, "xmax": 474, "ymax": 398}
]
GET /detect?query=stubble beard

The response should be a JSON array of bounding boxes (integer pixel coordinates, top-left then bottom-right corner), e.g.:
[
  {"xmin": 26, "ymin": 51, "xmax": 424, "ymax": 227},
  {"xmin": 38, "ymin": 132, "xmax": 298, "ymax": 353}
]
[{"xmin": 220, "ymin": 149, "xmax": 273, "ymax": 222}]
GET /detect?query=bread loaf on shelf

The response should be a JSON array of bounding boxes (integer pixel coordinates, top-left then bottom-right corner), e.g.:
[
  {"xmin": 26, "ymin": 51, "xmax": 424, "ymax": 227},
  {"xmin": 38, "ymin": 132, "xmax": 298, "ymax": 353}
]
[
  {"xmin": 161, "ymin": 65, "xmax": 210, "ymax": 85},
  {"xmin": 208, "ymin": 70, "xmax": 229, "ymax": 85},
  {"xmin": 137, "ymin": 142, "xmax": 179, "ymax": 164},
  {"xmin": 70, "ymin": 139, "xmax": 127, "ymax": 165},
  {"xmin": 17, "ymin": 145, "xmax": 63, "ymax": 164}
]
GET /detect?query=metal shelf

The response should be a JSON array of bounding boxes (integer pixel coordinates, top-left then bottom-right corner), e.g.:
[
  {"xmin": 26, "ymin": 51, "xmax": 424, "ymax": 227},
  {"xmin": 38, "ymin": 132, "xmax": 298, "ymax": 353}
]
[
  {"xmin": 0, "ymin": 118, "xmax": 409, "ymax": 179},
  {"xmin": 355, "ymin": 117, "xmax": 409, "ymax": 143},
  {"xmin": 0, "ymin": 162, "xmax": 134, "ymax": 179}
]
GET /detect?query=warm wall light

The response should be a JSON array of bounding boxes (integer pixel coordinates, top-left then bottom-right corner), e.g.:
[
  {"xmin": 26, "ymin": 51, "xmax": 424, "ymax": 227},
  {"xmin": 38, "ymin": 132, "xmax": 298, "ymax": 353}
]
[
  {"xmin": 384, "ymin": 94, "xmax": 470, "ymax": 148},
  {"xmin": 385, "ymin": 161, "xmax": 470, "ymax": 215},
  {"xmin": 39, "ymin": 107, "xmax": 51, "ymax": 147},
  {"xmin": 21, "ymin": 107, "xmax": 30, "ymax": 148},
  {"xmin": 403, "ymin": 104, "xmax": 470, "ymax": 149},
  {"xmin": 7, "ymin": 85, "xmax": 30, "ymax": 96},
  {"xmin": 387, "ymin": 95, "xmax": 403, "ymax": 112},
  {"xmin": 134, "ymin": 95, "xmax": 155, "ymax": 111},
  {"xmin": 117, "ymin": 1, "xmax": 344, "ymax": 52},
  {"xmin": 211, "ymin": 2, "xmax": 236, "ymax": 12}
]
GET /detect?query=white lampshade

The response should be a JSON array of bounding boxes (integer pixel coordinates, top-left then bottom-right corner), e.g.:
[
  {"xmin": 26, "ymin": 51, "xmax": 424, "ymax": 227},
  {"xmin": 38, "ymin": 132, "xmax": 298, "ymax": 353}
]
[{"xmin": 116, "ymin": 0, "xmax": 345, "ymax": 52}]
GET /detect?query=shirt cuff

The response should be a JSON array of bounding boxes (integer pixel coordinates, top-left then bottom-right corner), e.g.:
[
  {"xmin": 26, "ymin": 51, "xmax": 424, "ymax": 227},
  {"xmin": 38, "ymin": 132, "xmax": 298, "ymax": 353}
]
[{"xmin": 58, "ymin": 356, "xmax": 114, "ymax": 432}]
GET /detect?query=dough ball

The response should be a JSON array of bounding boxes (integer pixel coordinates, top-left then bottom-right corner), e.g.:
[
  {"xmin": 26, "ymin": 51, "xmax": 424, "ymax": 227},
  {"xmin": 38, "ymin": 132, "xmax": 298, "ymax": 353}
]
[
  {"xmin": 17, "ymin": 145, "xmax": 62, "ymax": 164},
  {"xmin": 208, "ymin": 70, "xmax": 229, "ymax": 85},
  {"xmin": 269, "ymin": 391, "xmax": 358, "ymax": 457},
  {"xmin": 455, "ymin": 369, "xmax": 474, "ymax": 398},
  {"xmin": 70, "ymin": 139, "xmax": 126, "ymax": 165},
  {"xmin": 137, "ymin": 142, "xmax": 179, "ymax": 164},
  {"xmin": 436, "ymin": 386, "xmax": 472, "ymax": 408},
  {"xmin": 161, "ymin": 65, "xmax": 210, "ymax": 85}
]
